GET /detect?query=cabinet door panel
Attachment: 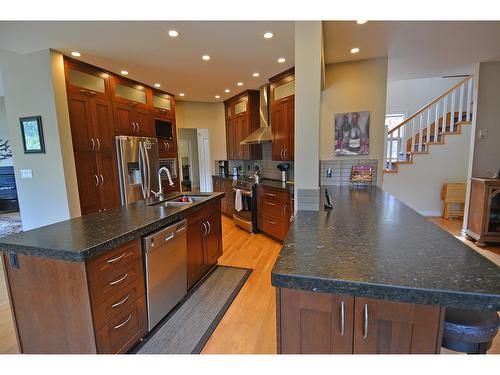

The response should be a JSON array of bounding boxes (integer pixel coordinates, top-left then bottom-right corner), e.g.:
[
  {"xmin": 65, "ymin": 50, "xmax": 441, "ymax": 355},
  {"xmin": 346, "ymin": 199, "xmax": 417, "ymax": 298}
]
[
  {"xmin": 353, "ymin": 297, "xmax": 443, "ymax": 354},
  {"xmin": 279, "ymin": 288, "xmax": 354, "ymax": 354},
  {"xmin": 205, "ymin": 204, "xmax": 222, "ymax": 266},
  {"xmin": 187, "ymin": 218, "xmax": 207, "ymax": 289},
  {"xmin": 113, "ymin": 103, "xmax": 135, "ymax": 136},
  {"xmin": 135, "ymin": 108, "xmax": 155, "ymax": 137},
  {"xmin": 97, "ymin": 151, "xmax": 120, "ymax": 211},
  {"xmin": 284, "ymin": 101, "xmax": 295, "ymax": 160},
  {"xmin": 271, "ymin": 105, "xmax": 286, "ymax": 161},
  {"xmin": 93, "ymin": 99, "xmax": 115, "ymax": 153},
  {"xmin": 74, "ymin": 151, "xmax": 100, "ymax": 215},
  {"xmin": 67, "ymin": 92, "xmax": 95, "ymax": 152}
]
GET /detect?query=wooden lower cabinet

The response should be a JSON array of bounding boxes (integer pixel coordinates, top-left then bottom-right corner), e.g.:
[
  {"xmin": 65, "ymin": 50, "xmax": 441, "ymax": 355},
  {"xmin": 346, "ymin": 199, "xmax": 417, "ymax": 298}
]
[
  {"xmin": 212, "ymin": 176, "xmax": 234, "ymax": 217},
  {"xmin": 466, "ymin": 178, "xmax": 500, "ymax": 244},
  {"xmin": 277, "ymin": 287, "xmax": 444, "ymax": 354},
  {"xmin": 257, "ymin": 186, "xmax": 293, "ymax": 242}
]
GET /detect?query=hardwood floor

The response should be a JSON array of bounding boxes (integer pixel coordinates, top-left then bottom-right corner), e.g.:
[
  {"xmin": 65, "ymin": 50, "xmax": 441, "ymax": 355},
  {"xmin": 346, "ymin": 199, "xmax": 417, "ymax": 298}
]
[{"xmin": 201, "ymin": 215, "xmax": 282, "ymax": 354}]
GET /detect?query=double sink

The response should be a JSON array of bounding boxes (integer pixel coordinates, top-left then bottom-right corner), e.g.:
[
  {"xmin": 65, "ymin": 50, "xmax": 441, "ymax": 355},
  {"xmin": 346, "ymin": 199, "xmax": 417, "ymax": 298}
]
[{"xmin": 146, "ymin": 194, "xmax": 209, "ymax": 208}]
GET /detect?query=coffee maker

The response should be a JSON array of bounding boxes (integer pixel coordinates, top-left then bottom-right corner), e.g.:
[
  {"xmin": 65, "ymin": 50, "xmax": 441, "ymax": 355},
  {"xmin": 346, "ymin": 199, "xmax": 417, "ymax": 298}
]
[{"xmin": 218, "ymin": 160, "xmax": 229, "ymax": 177}]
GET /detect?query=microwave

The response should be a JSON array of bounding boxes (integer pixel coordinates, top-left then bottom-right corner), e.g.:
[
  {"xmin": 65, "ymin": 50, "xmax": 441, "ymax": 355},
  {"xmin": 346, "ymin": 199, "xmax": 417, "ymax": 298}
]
[
  {"xmin": 159, "ymin": 158, "xmax": 177, "ymax": 179},
  {"xmin": 155, "ymin": 119, "xmax": 174, "ymax": 140}
]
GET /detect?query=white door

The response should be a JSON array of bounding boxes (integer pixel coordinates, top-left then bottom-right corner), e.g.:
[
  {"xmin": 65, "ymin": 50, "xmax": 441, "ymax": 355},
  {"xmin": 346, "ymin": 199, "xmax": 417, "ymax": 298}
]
[{"xmin": 197, "ymin": 129, "xmax": 212, "ymax": 192}]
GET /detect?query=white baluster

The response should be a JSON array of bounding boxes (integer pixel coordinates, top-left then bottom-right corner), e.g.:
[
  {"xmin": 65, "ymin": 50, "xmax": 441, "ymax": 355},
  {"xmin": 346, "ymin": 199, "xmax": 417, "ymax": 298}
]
[
  {"xmin": 388, "ymin": 130, "xmax": 393, "ymax": 169},
  {"xmin": 434, "ymin": 101, "xmax": 440, "ymax": 142},
  {"xmin": 442, "ymin": 95, "xmax": 448, "ymax": 134},
  {"xmin": 458, "ymin": 82, "xmax": 465, "ymax": 124},
  {"xmin": 411, "ymin": 118, "xmax": 416, "ymax": 154},
  {"xmin": 418, "ymin": 113, "xmax": 424, "ymax": 152},
  {"xmin": 402, "ymin": 122, "xmax": 408, "ymax": 158},
  {"xmin": 426, "ymin": 109, "xmax": 431, "ymax": 149},
  {"xmin": 384, "ymin": 125, "xmax": 389, "ymax": 170},
  {"xmin": 450, "ymin": 90, "xmax": 456, "ymax": 132},
  {"xmin": 397, "ymin": 127, "xmax": 401, "ymax": 160},
  {"xmin": 466, "ymin": 77, "xmax": 473, "ymax": 122}
]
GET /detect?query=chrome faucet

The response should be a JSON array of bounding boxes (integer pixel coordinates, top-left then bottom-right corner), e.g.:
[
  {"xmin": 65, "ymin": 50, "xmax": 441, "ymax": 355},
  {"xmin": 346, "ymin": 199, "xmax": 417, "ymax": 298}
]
[{"xmin": 152, "ymin": 167, "xmax": 174, "ymax": 198}]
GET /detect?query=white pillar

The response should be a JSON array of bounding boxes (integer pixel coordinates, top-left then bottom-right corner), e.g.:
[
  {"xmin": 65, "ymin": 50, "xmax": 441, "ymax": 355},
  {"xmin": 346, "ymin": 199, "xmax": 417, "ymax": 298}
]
[{"xmin": 294, "ymin": 21, "xmax": 322, "ymax": 211}]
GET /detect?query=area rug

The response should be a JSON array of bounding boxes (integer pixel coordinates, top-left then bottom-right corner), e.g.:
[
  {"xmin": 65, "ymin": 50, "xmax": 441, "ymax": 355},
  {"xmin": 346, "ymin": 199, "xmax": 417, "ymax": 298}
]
[
  {"xmin": 0, "ymin": 217, "xmax": 22, "ymax": 238},
  {"xmin": 134, "ymin": 265, "xmax": 252, "ymax": 354}
]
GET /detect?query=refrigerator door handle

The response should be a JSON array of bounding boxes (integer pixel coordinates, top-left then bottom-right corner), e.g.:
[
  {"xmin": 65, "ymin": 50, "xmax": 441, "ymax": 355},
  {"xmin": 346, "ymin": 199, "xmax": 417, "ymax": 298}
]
[
  {"xmin": 138, "ymin": 141, "xmax": 147, "ymax": 199},
  {"xmin": 144, "ymin": 142, "xmax": 152, "ymax": 198}
]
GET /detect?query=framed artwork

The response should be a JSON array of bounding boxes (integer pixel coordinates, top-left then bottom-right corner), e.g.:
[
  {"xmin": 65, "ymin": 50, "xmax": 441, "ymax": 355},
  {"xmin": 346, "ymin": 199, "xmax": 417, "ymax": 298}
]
[
  {"xmin": 20, "ymin": 116, "xmax": 45, "ymax": 154},
  {"xmin": 334, "ymin": 111, "xmax": 370, "ymax": 156}
]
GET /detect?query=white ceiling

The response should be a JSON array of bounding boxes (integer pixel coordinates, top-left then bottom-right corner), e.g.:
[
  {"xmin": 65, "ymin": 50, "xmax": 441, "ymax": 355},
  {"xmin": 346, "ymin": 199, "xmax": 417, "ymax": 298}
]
[
  {"xmin": 323, "ymin": 21, "xmax": 500, "ymax": 80},
  {"xmin": 0, "ymin": 21, "xmax": 294, "ymax": 102}
]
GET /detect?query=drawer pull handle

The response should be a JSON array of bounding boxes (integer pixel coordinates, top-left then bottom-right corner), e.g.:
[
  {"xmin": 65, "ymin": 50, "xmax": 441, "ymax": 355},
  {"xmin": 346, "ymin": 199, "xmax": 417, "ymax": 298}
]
[
  {"xmin": 264, "ymin": 192, "xmax": 277, "ymax": 197},
  {"xmin": 265, "ymin": 201, "xmax": 277, "ymax": 206},
  {"xmin": 265, "ymin": 219, "xmax": 277, "ymax": 225},
  {"xmin": 340, "ymin": 301, "xmax": 345, "ymax": 336},
  {"xmin": 363, "ymin": 304, "xmax": 369, "ymax": 339},
  {"xmin": 111, "ymin": 294, "xmax": 130, "ymax": 308},
  {"xmin": 109, "ymin": 273, "xmax": 128, "ymax": 286},
  {"xmin": 106, "ymin": 251, "xmax": 126, "ymax": 264},
  {"xmin": 113, "ymin": 314, "xmax": 132, "ymax": 330}
]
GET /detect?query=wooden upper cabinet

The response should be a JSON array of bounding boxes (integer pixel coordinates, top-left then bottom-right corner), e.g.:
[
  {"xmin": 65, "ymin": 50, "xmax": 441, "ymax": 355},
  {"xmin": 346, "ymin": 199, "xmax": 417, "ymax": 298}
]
[
  {"xmin": 224, "ymin": 90, "xmax": 262, "ymax": 160},
  {"xmin": 111, "ymin": 76, "xmax": 151, "ymax": 109},
  {"xmin": 152, "ymin": 91, "xmax": 175, "ymax": 117},
  {"xmin": 67, "ymin": 92, "xmax": 95, "ymax": 152},
  {"xmin": 93, "ymin": 98, "xmax": 115, "ymax": 153},
  {"xmin": 270, "ymin": 68, "xmax": 295, "ymax": 161},
  {"xmin": 65, "ymin": 59, "xmax": 111, "ymax": 100}
]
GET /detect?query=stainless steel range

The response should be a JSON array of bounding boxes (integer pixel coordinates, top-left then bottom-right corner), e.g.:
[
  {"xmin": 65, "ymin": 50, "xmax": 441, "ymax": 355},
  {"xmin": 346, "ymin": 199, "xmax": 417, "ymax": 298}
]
[{"xmin": 232, "ymin": 177, "xmax": 257, "ymax": 233}]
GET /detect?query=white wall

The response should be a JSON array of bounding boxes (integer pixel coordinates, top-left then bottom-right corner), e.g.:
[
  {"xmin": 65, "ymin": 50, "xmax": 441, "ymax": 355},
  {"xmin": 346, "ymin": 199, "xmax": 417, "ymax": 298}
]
[
  {"xmin": 175, "ymin": 101, "xmax": 225, "ymax": 176},
  {"xmin": 383, "ymin": 125, "xmax": 471, "ymax": 216},
  {"xmin": 320, "ymin": 58, "xmax": 388, "ymax": 186},
  {"xmin": 0, "ymin": 97, "xmax": 13, "ymax": 167},
  {"xmin": 471, "ymin": 61, "xmax": 500, "ymax": 178},
  {"xmin": 386, "ymin": 76, "xmax": 464, "ymax": 117},
  {"xmin": 0, "ymin": 48, "xmax": 80, "ymax": 230}
]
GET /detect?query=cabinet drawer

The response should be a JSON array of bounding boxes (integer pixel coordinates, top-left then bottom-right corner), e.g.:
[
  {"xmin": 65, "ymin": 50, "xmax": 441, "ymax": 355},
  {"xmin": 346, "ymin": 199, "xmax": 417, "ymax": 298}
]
[
  {"xmin": 260, "ymin": 214, "xmax": 288, "ymax": 242},
  {"xmin": 95, "ymin": 295, "xmax": 147, "ymax": 354},
  {"xmin": 92, "ymin": 276, "xmax": 146, "ymax": 331},
  {"xmin": 86, "ymin": 240, "xmax": 141, "ymax": 283},
  {"xmin": 89, "ymin": 257, "xmax": 144, "ymax": 307},
  {"xmin": 261, "ymin": 197, "xmax": 288, "ymax": 220},
  {"xmin": 260, "ymin": 187, "xmax": 290, "ymax": 203}
]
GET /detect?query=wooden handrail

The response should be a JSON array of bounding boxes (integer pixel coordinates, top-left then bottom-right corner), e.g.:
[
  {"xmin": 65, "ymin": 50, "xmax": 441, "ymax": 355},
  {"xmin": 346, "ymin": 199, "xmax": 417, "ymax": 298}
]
[{"xmin": 388, "ymin": 75, "xmax": 473, "ymax": 135}]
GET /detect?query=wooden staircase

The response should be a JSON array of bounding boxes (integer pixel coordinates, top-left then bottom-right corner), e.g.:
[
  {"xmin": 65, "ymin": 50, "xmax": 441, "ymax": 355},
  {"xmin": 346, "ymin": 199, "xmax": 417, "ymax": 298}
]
[{"xmin": 384, "ymin": 75, "xmax": 474, "ymax": 174}]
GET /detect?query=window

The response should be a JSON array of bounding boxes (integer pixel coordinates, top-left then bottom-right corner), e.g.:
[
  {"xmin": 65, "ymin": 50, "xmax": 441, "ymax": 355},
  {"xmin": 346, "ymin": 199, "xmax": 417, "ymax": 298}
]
[
  {"xmin": 385, "ymin": 113, "xmax": 406, "ymax": 131},
  {"xmin": 385, "ymin": 113, "xmax": 406, "ymax": 161}
]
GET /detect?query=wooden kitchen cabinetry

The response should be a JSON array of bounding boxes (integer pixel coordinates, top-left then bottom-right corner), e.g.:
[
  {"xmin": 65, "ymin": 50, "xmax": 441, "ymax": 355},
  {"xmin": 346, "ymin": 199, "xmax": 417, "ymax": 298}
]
[
  {"xmin": 224, "ymin": 90, "xmax": 262, "ymax": 160},
  {"xmin": 257, "ymin": 185, "xmax": 293, "ymax": 242},
  {"xmin": 66, "ymin": 91, "xmax": 120, "ymax": 215},
  {"xmin": 466, "ymin": 178, "xmax": 500, "ymax": 245},
  {"xmin": 277, "ymin": 288, "xmax": 444, "ymax": 354},
  {"xmin": 185, "ymin": 200, "xmax": 223, "ymax": 289},
  {"xmin": 3, "ymin": 239, "xmax": 148, "ymax": 354},
  {"xmin": 269, "ymin": 68, "xmax": 295, "ymax": 161},
  {"xmin": 212, "ymin": 176, "xmax": 235, "ymax": 216}
]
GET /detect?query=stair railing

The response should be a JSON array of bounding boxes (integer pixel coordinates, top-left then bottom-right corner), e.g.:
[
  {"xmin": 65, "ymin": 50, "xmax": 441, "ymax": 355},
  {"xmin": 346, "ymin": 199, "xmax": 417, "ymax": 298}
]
[{"xmin": 384, "ymin": 75, "xmax": 474, "ymax": 171}]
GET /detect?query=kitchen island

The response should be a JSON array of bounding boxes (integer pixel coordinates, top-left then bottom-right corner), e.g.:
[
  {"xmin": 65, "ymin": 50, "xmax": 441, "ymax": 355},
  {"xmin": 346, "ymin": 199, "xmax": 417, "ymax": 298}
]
[
  {"xmin": 0, "ymin": 192, "xmax": 224, "ymax": 354},
  {"xmin": 271, "ymin": 186, "xmax": 500, "ymax": 354}
]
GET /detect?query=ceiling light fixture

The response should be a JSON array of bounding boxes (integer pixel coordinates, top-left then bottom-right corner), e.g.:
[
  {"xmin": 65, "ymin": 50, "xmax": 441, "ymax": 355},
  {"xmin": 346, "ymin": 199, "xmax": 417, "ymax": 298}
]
[
  {"xmin": 350, "ymin": 47, "xmax": 360, "ymax": 54},
  {"xmin": 179, "ymin": 93, "xmax": 185, "ymax": 97},
  {"xmin": 121, "ymin": 70, "xmax": 129, "ymax": 75},
  {"xmin": 168, "ymin": 30, "xmax": 179, "ymax": 37},
  {"xmin": 154, "ymin": 83, "xmax": 161, "ymax": 88},
  {"xmin": 263, "ymin": 32, "xmax": 274, "ymax": 39},
  {"xmin": 356, "ymin": 20, "xmax": 368, "ymax": 24},
  {"xmin": 278, "ymin": 57, "xmax": 286, "ymax": 63},
  {"xmin": 237, "ymin": 82, "xmax": 243, "ymax": 86},
  {"xmin": 71, "ymin": 51, "xmax": 81, "ymax": 57},
  {"xmin": 215, "ymin": 95, "xmax": 220, "ymax": 99},
  {"xmin": 202, "ymin": 55, "xmax": 211, "ymax": 61},
  {"xmin": 252, "ymin": 72, "xmax": 260, "ymax": 77},
  {"xmin": 224, "ymin": 89, "xmax": 230, "ymax": 93}
]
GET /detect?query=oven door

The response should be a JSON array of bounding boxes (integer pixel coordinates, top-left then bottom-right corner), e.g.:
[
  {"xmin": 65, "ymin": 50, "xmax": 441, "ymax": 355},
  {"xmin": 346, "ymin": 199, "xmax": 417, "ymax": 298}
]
[{"xmin": 233, "ymin": 188, "xmax": 254, "ymax": 232}]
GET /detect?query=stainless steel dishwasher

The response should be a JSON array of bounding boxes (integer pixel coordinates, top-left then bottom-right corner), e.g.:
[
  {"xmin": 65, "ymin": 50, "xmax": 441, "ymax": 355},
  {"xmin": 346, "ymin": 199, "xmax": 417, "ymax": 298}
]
[{"xmin": 143, "ymin": 219, "xmax": 187, "ymax": 331}]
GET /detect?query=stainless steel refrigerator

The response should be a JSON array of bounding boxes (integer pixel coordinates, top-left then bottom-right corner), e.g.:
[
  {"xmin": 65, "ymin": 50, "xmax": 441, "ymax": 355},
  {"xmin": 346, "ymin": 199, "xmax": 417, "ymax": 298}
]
[{"xmin": 116, "ymin": 136, "xmax": 159, "ymax": 205}]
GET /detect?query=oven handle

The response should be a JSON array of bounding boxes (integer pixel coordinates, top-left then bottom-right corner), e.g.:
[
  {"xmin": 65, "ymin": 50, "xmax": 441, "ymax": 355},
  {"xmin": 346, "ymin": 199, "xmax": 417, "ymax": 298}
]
[{"xmin": 232, "ymin": 187, "xmax": 252, "ymax": 197}]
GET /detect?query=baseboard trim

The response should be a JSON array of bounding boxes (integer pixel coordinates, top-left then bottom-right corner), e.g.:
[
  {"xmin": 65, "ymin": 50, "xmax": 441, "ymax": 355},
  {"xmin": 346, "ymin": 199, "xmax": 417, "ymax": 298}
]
[{"xmin": 419, "ymin": 210, "xmax": 442, "ymax": 217}]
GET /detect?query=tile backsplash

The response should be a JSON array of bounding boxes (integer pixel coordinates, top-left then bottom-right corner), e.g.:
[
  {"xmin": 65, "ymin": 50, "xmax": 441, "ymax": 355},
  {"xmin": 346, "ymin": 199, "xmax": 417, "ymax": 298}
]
[
  {"xmin": 320, "ymin": 159, "xmax": 378, "ymax": 186},
  {"xmin": 217, "ymin": 143, "xmax": 295, "ymax": 181}
]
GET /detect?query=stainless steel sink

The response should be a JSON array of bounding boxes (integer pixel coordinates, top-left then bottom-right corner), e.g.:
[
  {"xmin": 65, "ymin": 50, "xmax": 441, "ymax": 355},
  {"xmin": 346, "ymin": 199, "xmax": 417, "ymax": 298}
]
[
  {"xmin": 146, "ymin": 195, "xmax": 209, "ymax": 207},
  {"xmin": 166, "ymin": 195, "xmax": 209, "ymax": 203}
]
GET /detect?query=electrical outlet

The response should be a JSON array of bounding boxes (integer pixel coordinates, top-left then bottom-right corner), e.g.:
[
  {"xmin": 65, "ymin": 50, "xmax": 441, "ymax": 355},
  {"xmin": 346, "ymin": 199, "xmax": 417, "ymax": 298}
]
[
  {"xmin": 479, "ymin": 129, "xmax": 488, "ymax": 140},
  {"xmin": 20, "ymin": 169, "xmax": 33, "ymax": 179}
]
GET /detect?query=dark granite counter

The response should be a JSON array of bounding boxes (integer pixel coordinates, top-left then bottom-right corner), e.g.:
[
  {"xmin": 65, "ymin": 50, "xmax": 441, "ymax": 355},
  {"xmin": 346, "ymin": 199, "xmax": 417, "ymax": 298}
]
[
  {"xmin": 271, "ymin": 186, "xmax": 500, "ymax": 310},
  {"xmin": 0, "ymin": 192, "xmax": 224, "ymax": 262}
]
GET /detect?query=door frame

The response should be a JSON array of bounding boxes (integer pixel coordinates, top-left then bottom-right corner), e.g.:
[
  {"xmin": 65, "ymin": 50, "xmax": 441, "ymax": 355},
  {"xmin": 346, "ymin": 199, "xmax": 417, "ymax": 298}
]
[{"xmin": 197, "ymin": 129, "xmax": 211, "ymax": 192}]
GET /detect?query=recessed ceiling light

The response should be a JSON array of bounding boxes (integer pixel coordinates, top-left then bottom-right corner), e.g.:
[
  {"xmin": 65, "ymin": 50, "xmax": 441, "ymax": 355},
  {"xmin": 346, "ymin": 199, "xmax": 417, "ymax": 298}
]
[
  {"xmin": 179, "ymin": 93, "xmax": 185, "ymax": 97},
  {"xmin": 237, "ymin": 82, "xmax": 243, "ymax": 86},
  {"xmin": 263, "ymin": 32, "xmax": 274, "ymax": 39},
  {"xmin": 121, "ymin": 70, "xmax": 129, "ymax": 75},
  {"xmin": 71, "ymin": 51, "xmax": 81, "ymax": 57},
  {"xmin": 168, "ymin": 30, "xmax": 179, "ymax": 37},
  {"xmin": 252, "ymin": 72, "xmax": 260, "ymax": 77},
  {"xmin": 202, "ymin": 55, "xmax": 211, "ymax": 61},
  {"xmin": 224, "ymin": 89, "xmax": 230, "ymax": 93},
  {"xmin": 215, "ymin": 95, "xmax": 220, "ymax": 99},
  {"xmin": 154, "ymin": 83, "xmax": 161, "ymax": 88},
  {"xmin": 356, "ymin": 20, "xmax": 368, "ymax": 24},
  {"xmin": 350, "ymin": 47, "xmax": 360, "ymax": 54},
  {"xmin": 278, "ymin": 57, "xmax": 286, "ymax": 63}
]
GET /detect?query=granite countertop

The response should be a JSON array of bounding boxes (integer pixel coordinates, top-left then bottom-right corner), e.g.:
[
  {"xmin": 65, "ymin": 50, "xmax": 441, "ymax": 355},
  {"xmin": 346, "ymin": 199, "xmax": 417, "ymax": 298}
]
[
  {"xmin": 271, "ymin": 186, "xmax": 500, "ymax": 310},
  {"xmin": 0, "ymin": 192, "xmax": 224, "ymax": 262}
]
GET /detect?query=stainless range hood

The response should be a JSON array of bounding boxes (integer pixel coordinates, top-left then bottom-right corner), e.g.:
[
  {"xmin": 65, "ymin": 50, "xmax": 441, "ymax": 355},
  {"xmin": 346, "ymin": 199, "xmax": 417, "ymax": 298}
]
[{"xmin": 240, "ymin": 84, "xmax": 272, "ymax": 145}]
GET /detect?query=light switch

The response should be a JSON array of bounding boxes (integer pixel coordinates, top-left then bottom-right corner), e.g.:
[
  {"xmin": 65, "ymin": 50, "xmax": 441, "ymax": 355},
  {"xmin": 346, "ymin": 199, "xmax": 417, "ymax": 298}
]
[
  {"xmin": 20, "ymin": 169, "xmax": 33, "ymax": 179},
  {"xmin": 479, "ymin": 129, "xmax": 488, "ymax": 140}
]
